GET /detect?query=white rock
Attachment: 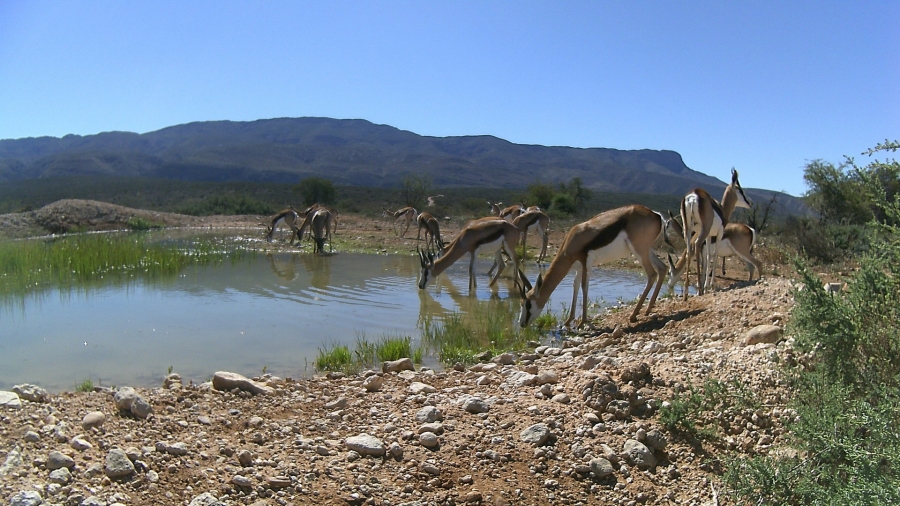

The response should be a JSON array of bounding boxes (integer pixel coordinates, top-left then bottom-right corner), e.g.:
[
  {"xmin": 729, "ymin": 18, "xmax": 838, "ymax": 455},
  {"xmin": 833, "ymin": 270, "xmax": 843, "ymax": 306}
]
[{"xmin": 345, "ymin": 433, "xmax": 386, "ymax": 456}]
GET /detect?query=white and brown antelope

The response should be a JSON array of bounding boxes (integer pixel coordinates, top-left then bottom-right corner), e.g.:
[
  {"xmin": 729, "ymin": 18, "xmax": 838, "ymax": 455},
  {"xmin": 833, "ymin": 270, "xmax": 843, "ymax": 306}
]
[
  {"xmin": 383, "ymin": 206, "xmax": 418, "ymax": 238},
  {"xmin": 297, "ymin": 207, "xmax": 334, "ymax": 255},
  {"xmin": 518, "ymin": 205, "xmax": 667, "ymax": 328},
  {"xmin": 679, "ymin": 168, "xmax": 752, "ymax": 298},
  {"xmin": 415, "ymin": 211, "xmax": 445, "ymax": 253},
  {"xmin": 264, "ymin": 207, "xmax": 302, "ymax": 244},
  {"xmin": 418, "ymin": 218, "xmax": 521, "ymax": 293},
  {"xmin": 488, "ymin": 201, "xmax": 525, "ymax": 222},
  {"xmin": 514, "ymin": 208, "xmax": 550, "ymax": 264},
  {"xmin": 302, "ymin": 203, "xmax": 339, "ymax": 234},
  {"xmin": 665, "ymin": 219, "xmax": 762, "ymax": 293},
  {"xmin": 486, "ymin": 208, "xmax": 551, "ymax": 277}
]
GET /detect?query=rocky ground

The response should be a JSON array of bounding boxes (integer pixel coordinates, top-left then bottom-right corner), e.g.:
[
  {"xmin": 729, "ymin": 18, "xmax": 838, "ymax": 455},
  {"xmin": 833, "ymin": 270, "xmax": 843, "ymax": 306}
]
[{"xmin": 1, "ymin": 200, "xmax": 801, "ymax": 506}]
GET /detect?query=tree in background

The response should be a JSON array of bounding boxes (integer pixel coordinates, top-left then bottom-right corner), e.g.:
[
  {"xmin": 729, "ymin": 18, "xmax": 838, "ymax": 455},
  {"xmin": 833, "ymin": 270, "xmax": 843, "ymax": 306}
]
[
  {"xmin": 803, "ymin": 160, "xmax": 872, "ymax": 225},
  {"xmin": 525, "ymin": 177, "xmax": 592, "ymax": 217},
  {"xmin": 558, "ymin": 177, "xmax": 592, "ymax": 210},
  {"xmin": 526, "ymin": 181, "xmax": 555, "ymax": 210},
  {"xmin": 295, "ymin": 177, "xmax": 336, "ymax": 207},
  {"xmin": 401, "ymin": 174, "xmax": 433, "ymax": 210}
]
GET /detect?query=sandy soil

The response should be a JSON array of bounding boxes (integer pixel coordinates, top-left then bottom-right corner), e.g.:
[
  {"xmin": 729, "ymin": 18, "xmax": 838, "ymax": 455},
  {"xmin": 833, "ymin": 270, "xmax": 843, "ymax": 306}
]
[{"xmin": 0, "ymin": 200, "xmax": 799, "ymax": 506}]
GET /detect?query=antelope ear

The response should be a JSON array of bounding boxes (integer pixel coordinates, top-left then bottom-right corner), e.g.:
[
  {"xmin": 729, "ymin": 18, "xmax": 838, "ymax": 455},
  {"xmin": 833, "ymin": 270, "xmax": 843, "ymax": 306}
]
[
  {"xmin": 667, "ymin": 254, "xmax": 675, "ymax": 270},
  {"xmin": 517, "ymin": 269, "xmax": 532, "ymax": 292},
  {"xmin": 534, "ymin": 272, "xmax": 544, "ymax": 296}
]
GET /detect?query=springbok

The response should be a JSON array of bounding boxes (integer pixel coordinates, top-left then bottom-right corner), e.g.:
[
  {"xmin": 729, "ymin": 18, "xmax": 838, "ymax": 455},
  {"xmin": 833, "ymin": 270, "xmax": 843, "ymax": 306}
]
[
  {"xmin": 487, "ymin": 208, "xmax": 551, "ymax": 277},
  {"xmin": 679, "ymin": 168, "xmax": 752, "ymax": 298},
  {"xmin": 666, "ymin": 218, "xmax": 762, "ymax": 292},
  {"xmin": 488, "ymin": 201, "xmax": 525, "ymax": 222},
  {"xmin": 383, "ymin": 207, "xmax": 417, "ymax": 238},
  {"xmin": 264, "ymin": 208, "xmax": 302, "ymax": 243},
  {"xmin": 418, "ymin": 218, "xmax": 521, "ymax": 293},
  {"xmin": 518, "ymin": 205, "xmax": 667, "ymax": 329},
  {"xmin": 415, "ymin": 211, "xmax": 445, "ymax": 253},
  {"xmin": 297, "ymin": 207, "xmax": 333, "ymax": 255},
  {"xmin": 513, "ymin": 208, "xmax": 550, "ymax": 264}
]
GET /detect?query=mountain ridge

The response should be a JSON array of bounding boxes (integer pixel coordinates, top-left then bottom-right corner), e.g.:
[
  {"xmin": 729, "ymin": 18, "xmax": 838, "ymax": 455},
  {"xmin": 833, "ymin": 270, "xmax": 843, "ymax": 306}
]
[{"xmin": 0, "ymin": 117, "xmax": 795, "ymax": 209}]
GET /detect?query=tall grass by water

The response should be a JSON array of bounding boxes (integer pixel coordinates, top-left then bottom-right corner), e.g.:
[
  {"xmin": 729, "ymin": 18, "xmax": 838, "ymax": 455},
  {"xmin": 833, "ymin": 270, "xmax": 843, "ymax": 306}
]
[
  {"xmin": 421, "ymin": 298, "xmax": 548, "ymax": 366},
  {"xmin": 315, "ymin": 334, "xmax": 425, "ymax": 374},
  {"xmin": 0, "ymin": 232, "xmax": 246, "ymax": 298}
]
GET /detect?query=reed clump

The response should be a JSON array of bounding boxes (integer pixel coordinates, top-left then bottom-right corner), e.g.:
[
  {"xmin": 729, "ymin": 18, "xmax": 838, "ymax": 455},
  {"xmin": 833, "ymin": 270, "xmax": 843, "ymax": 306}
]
[
  {"xmin": 421, "ymin": 299, "xmax": 545, "ymax": 367},
  {"xmin": 0, "ymin": 233, "xmax": 241, "ymax": 297}
]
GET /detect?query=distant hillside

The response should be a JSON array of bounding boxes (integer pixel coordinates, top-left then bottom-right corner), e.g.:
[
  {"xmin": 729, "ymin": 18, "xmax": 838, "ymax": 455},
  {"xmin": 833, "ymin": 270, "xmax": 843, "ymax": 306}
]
[{"xmin": 0, "ymin": 117, "xmax": 801, "ymax": 212}]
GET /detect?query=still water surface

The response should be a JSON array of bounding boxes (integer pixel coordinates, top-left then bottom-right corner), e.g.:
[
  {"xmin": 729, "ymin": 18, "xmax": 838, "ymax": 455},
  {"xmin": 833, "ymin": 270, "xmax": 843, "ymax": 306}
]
[{"xmin": 0, "ymin": 249, "xmax": 647, "ymax": 392}]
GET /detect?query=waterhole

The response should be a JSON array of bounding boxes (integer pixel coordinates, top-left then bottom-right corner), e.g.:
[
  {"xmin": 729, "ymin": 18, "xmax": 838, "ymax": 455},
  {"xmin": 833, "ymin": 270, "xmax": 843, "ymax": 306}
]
[{"xmin": 1, "ymin": 248, "xmax": 648, "ymax": 391}]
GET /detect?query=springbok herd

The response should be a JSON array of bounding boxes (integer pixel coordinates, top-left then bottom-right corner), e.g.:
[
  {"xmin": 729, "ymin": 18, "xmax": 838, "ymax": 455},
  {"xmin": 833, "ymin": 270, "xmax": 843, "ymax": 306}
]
[{"xmin": 264, "ymin": 172, "xmax": 762, "ymax": 330}]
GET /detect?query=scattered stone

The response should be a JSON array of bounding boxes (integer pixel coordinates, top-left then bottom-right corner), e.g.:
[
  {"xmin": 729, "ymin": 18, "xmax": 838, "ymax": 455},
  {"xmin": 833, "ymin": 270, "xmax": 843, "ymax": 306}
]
[
  {"xmin": 267, "ymin": 475, "xmax": 292, "ymax": 488},
  {"xmin": 551, "ymin": 393, "xmax": 571, "ymax": 404},
  {"xmin": 623, "ymin": 439, "xmax": 657, "ymax": 470},
  {"xmin": 188, "ymin": 492, "xmax": 227, "ymax": 506},
  {"xmin": 462, "ymin": 397, "xmax": 489, "ymax": 414},
  {"xmin": 520, "ymin": 423, "xmax": 551, "ymax": 446},
  {"xmin": 47, "ymin": 450, "xmax": 75, "ymax": 470},
  {"xmin": 8, "ymin": 491, "xmax": 42, "ymax": 506},
  {"xmin": 82, "ymin": 411, "xmax": 106, "ymax": 429},
  {"xmin": 12, "ymin": 384, "xmax": 49, "ymax": 403},
  {"xmin": 536, "ymin": 370, "xmax": 559, "ymax": 384},
  {"xmin": 0, "ymin": 446, "xmax": 24, "ymax": 476},
  {"xmin": 105, "ymin": 448, "xmax": 136, "ymax": 478},
  {"xmin": 419, "ymin": 431, "xmax": 439, "ymax": 448},
  {"xmin": 211, "ymin": 371, "xmax": 274, "ymax": 395},
  {"xmin": 113, "ymin": 387, "xmax": 138, "ymax": 411},
  {"xmin": 382, "ymin": 358, "xmax": 414, "ymax": 373},
  {"xmin": 590, "ymin": 457, "xmax": 615, "ymax": 478},
  {"xmin": 131, "ymin": 395, "xmax": 154, "ymax": 418},
  {"xmin": 409, "ymin": 381, "xmax": 436, "ymax": 394},
  {"xmin": 744, "ymin": 324, "xmax": 784, "ymax": 345},
  {"xmin": 166, "ymin": 442, "xmax": 189, "ymax": 456},
  {"xmin": 415, "ymin": 406, "xmax": 443, "ymax": 423},
  {"xmin": 48, "ymin": 466, "xmax": 72, "ymax": 484},
  {"xmin": 345, "ymin": 434, "xmax": 386, "ymax": 457},
  {"xmin": 163, "ymin": 372, "xmax": 183, "ymax": 390},
  {"xmin": 237, "ymin": 450, "xmax": 254, "ymax": 467},
  {"xmin": 232, "ymin": 474, "xmax": 253, "ymax": 487},
  {"xmin": 362, "ymin": 374, "xmax": 383, "ymax": 392},
  {"xmin": 0, "ymin": 391, "xmax": 22, "ymax": 409},
  {"xmin": 420, "ymin": 461, "xmax": 441, "ymax": 475},
  {"xmin": 645, "ymin": 428, "xmax": 668, "ymax": 451}
]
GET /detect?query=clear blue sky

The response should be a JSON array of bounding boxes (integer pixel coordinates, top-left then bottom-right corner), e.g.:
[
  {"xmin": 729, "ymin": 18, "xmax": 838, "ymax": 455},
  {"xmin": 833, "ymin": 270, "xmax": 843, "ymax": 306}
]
[{"xmin": 1, "ymin": 2, "xmax": 897, "ymax": 196}]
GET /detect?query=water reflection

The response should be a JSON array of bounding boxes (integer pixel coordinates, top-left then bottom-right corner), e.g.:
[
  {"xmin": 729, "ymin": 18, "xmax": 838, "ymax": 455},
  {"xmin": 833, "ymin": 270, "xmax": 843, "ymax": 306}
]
[{"xmin": 0, "ymin": 246, "xmax": 646, "ymax": 392}]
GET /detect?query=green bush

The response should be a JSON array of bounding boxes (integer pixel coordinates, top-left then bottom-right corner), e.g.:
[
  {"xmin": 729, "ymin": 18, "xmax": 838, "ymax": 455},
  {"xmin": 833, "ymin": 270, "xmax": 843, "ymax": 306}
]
[{"xmin": 725, "ymin": 141, "xmax": 900, "ymax": 505}]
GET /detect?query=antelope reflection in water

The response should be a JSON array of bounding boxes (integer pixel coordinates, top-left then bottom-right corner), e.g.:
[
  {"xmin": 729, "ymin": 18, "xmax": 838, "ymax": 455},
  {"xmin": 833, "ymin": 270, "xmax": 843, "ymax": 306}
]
[{"xmin": 266, "ymin": 252, "xmax": 332, "ymax": 288}]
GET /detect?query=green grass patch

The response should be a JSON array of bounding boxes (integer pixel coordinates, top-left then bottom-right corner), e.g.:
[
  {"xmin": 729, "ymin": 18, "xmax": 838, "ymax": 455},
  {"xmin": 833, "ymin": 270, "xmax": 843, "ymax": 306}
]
[
  {"xmin": 0, "ymin": 232, "xmax": 245, "ymax": 298},
  {"xmin": 315, "ymin": 333, "xmax": 426, "ymax": 374},
  {"xmin": 127, "ymin": 217, "xmax": 163, "ymax": 231},
  {"xmin": 74, "ymin": 378, "xmax": 93, "ymax": 392},
  {"xmin": 314, "ymin": 344, "xmax": 353, "ymax": 373},
  {"xmin": 421, "ymin": 298, "xmax": 544, "ymax": 367}
]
